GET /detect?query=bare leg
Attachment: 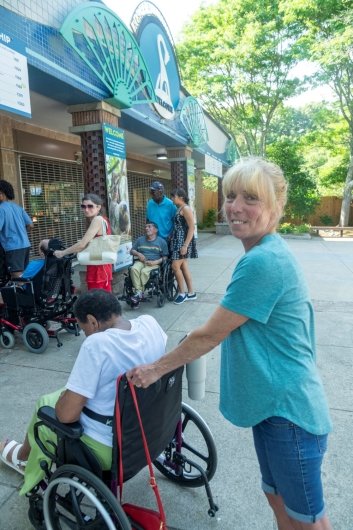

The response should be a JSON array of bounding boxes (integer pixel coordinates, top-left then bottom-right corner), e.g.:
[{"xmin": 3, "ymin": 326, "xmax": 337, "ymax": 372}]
[
  {"xmin": 289, "ymin": 515, "xmax": 332, "ymax": 530},
  {"xmin": 180, "ymin": 259, "xmax": 194, "ymax": 294},
  {"xmin": 265, "ymin": 493, "xmax": 332, "ymax": 530},
  {"xmin": 266, "ymin": 493, "xmax": 296, "ymax": 530},
  {"xmin": 172, "ymin": 259, "xmax": 186, "ymax": 293}
]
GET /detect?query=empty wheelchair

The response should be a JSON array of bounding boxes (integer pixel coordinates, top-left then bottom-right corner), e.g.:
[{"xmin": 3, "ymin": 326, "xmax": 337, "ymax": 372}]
[
  {"xmin": 27, "ymin": 366, "xmax": 218, "ymax": 529},
  {"xmin": 120, "ymin": 258, "xmax": 177, "ymax": 309}
]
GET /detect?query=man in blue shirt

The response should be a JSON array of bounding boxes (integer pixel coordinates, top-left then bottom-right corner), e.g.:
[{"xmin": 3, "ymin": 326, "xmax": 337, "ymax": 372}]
[
  {"xmin": 146, "ymin": 181, "xmax": 177, "ymax": 241},
  {"xmin": 0, "ymin": 180, "xmax": 33, "ymax": 278}
]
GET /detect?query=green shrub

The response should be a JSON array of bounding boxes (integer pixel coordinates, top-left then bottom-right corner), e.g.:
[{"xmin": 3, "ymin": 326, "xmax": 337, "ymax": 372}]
[
  {"xmin": 203, "ymin": 208, "xmax": 217, "ymax": 227},
  {"xmin": 319, "ymin": 214, "xmax": 334, "ymax": 226},
  {"xmin": 278, "ymin": 223, "xmax": 310, "ymax": 234}
]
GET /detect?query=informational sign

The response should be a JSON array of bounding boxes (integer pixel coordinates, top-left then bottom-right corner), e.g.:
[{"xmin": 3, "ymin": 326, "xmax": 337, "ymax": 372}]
[
  {"xmin": 205, "ymin": 154, "xmax": 223, "ymax": 178},
  {"xmin": 0, "ymin": 32, "xmax": 31, "ymax": 118},
  {"xmin": 187, "ymin": 159, "xmax": 198, "ymax": 239},
  {"xmin": 102, "ymin": 124, "xmax": 133, "ymax": 271}
]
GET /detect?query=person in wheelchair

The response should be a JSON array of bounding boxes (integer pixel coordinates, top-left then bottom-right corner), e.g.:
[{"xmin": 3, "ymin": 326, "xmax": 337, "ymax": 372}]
[
  {"xmin": 0, "ymin": 289, "xmax": 167, "ymax": 495},
  {"xmin": 129, "ymin": 221, "xmax": 168, "ymax": 304}
]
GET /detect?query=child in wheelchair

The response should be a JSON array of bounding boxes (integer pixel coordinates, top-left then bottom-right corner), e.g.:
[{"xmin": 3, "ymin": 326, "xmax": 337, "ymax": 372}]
[
  {"xmin": 0, "ymin": 290, "xmax": 167, "ymax": 494},
  {"xmin": 128, "ymin": 221, "xmax": 168, "ymax": 306},
  {"xmin": 0, "ymin": 290, "xmax": 218, "ymax": 528}
]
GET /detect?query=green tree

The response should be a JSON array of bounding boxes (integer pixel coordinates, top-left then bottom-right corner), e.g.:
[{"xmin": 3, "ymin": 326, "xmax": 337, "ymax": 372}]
[
  {"xmin": 202, "ymin": 175, "xmax": 218, "ymax": 192},
  {"xmin": 177, "ymin": 0, "xmax": 306, "ymax": 156},
  {"xmin": 267, "ymin": 139, "xmax": 319, "ymax": 222},
  {"xmin": 299, "ymin": 104, "xmax": 349, "ymax": 195},
  {"xmin": 282, "ymin": 1, "xmax": 353, "ymax": 224},
  {"xmin": 269, "ymin": 103, "xmax": 350, "ymax": 195}
]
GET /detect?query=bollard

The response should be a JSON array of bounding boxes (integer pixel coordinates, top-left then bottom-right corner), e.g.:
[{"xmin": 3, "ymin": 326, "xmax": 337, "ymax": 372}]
[{"xmin": 186, "ymin": 356, "xmax": 206, "ymax": 400}]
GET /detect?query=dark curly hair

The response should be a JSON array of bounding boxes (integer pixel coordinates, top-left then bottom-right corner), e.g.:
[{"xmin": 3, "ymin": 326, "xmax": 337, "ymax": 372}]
[
  {"xmin": 74, "ymin": 290, "xmax": 121, "ymax": 323},
  {"xmin": 171, "ymin": 188, "xmax": 189, "ymax": 204},
  {"xmin": 0, "ymin": 180, "xmax": 15, "ymax": 200}
]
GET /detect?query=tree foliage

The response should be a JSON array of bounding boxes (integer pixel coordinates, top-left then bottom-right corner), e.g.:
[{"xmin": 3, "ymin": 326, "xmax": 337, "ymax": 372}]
[
  {"xmin": 281, "ymin": 0, "xmax": 353, "ymax": 224},
  {"xmin": 177, "ymin": 0, "xmax": 306, "ymax": 156},
  {"xmin": 269, "ymin": 103, "xmax": 349, "ymax": 195},
  {"xmin": 267, "ymin": 139, "xmax": 319, "ymax": 222}
]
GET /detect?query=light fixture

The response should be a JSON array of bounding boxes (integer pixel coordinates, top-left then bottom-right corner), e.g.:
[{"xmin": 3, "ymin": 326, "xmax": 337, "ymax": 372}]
[{"xmin": 156, "ymin": 151, "xmax": 167, "ymax": 160}]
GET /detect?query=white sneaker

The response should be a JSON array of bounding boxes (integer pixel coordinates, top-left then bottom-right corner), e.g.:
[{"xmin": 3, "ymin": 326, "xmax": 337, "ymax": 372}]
[{"xmin": 186, "ymin": 293, "xmax": 197, "ymax": 300}]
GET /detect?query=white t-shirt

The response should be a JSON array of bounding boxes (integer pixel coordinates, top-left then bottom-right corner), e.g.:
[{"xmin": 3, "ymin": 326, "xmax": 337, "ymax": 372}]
[{"xmin": 66, "ymin": 315, "xmax": 167, "ymax": 446}]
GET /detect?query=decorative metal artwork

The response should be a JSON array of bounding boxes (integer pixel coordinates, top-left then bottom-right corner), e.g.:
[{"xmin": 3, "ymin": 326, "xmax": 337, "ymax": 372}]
[
  {"xmin": 180, "ymin": 97, "xmax": 208, "ymax": 147},
  {"xmin": 226, "ymin": 138, "xmax": 239, "ymax": 164},
  {"xmin": 60, "ymin": 2, "xmax": 156, "ymax": 109}
]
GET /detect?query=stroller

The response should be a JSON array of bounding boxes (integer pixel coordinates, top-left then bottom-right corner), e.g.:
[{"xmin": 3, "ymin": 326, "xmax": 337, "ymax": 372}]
[{"xmin": 0, "ymin": 238, "xmax": 79, "ymax": 354}]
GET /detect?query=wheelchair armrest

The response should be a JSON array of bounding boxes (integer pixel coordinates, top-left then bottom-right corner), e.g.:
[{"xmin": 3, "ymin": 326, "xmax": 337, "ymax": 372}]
[
  {"xmin": 149, "ymin": 268, "xmax": 160, "ymax": 278},
  {"xmin": 38, "ymin": 406, "xmax": 83, "ymax": 439}
]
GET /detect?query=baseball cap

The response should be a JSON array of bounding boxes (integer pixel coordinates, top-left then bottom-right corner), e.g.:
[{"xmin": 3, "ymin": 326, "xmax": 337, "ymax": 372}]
[{"xmin": 150, "ymin": 181, "xmax": 164, "ymax": 191}]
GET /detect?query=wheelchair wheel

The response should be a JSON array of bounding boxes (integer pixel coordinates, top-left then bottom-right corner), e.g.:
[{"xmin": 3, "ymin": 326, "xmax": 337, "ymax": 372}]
[
  {"xmin": 0, "ymin": 330, "xmax": 15, "ymax": 349},
  {"xmin": 154, "ymin": 402, "xmax": 217, "ymax": 488},
  {"xmin": 43, "ymin": 465, "xmax": 131, "ymax": 529},
  {"xmin": 22, "ymin": 323, "xmax": 49, "ymax": 354},
  {"xmin": 163, "ymin": 261, "xmax": 178, "ymax": 301}
]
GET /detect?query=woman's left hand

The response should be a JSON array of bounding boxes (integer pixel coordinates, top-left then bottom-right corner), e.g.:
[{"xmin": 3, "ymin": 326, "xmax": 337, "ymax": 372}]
[{"xmin": 53, "ymin": 250, "xmax": 64, "ymax": 259}]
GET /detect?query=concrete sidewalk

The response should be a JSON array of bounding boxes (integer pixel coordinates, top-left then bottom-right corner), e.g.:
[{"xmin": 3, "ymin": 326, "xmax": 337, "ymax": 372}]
[{"xmin": 0, "ymin": 232, "xmax": 352, "ymax": 529}]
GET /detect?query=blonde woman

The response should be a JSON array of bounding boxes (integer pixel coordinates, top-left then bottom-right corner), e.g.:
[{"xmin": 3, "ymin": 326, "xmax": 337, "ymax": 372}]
[{"xmin": 129, "ymin": 158, "xmax": 332, "ymax": 530}]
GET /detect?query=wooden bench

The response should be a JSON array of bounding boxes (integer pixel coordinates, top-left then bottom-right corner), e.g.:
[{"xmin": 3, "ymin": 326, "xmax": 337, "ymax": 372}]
[{"xmin": 310, "ymin": 226, "xmax": 352, "ymax": 237}]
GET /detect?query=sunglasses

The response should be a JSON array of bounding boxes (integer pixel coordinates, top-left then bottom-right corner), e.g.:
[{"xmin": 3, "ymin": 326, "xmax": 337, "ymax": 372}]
[{"xmin": 81, "ymin": 204, "xmax": 95, "ymax": 209}]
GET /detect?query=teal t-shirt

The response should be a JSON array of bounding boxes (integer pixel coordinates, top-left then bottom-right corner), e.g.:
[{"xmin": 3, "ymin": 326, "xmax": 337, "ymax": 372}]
[{"xmin": 219, "ymin": 233, "xmax": 332, "ymax": 435}]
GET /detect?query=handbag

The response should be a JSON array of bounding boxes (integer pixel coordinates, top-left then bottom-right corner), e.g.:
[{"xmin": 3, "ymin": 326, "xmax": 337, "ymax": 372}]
[
  {"xmin": 115, "ymin": 376, "xmax": 167, "ymax": 530},
  {"xmin": 77, "ymin": 218, "xmax": 120, "ymax": 265}
]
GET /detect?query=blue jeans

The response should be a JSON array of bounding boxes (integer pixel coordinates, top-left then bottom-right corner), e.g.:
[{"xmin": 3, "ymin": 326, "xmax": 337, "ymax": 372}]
[{"xmin": 252, "ymin": 416, "xmax": 328, "ymax": 524}]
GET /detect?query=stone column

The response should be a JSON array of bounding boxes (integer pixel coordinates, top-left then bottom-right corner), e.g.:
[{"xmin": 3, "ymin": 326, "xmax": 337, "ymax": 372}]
[
  {"xmin": 68, "ymin": 101, "xmax": 121, "ymax": 208},
  {"xmin": 167, "ymin": 146, "xmax": 193, "ymax": 191}
]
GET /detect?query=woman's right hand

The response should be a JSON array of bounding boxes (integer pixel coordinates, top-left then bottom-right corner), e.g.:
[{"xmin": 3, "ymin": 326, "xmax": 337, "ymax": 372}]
[
  {"xmin": 53, "ymin": 250, "xmax": 65, "ymax": 259},
  {"xmin": 180, "ymin": 244, "xmax": 187, "ymax": 256},
  {"xmin": 127, "ymin": 364, "xmax": 160, "ymax": 388}
]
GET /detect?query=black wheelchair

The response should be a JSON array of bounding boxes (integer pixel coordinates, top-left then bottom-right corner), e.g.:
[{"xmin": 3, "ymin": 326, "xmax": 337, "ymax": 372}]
[
  {"xmin": 120, "ymin": 258, "xmax": 178, "ymax": 309},
  {"xmin": 27, "ymin": 367, "xmax": 218, "ymax": 529},
  {"xmin": 0, "ymin": 240, "xmax": 79, "ymax": 354}
]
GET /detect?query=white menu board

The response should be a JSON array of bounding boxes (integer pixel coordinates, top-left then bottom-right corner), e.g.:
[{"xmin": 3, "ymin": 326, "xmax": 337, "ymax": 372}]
[{"xmin": 0, "ymin": 33, "xmax": 31, "ymax": 118}]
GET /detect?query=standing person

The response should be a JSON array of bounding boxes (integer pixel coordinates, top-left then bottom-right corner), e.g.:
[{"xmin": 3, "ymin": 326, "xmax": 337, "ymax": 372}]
[
  {"xmin": 0, "ymin": 290, "xmax": 167, "ymax": 496},
  {"xmin": 53, "ymin": 193, "xmax": 113, "ymax": 292},
  {"xmin": 0, "ymin": 180, "xmax": 33, "ymax": 278},
  {"xmin": 129, "ymin": 222, "xmax": 168, "ymax": 302},
  {"xmin": 170, "ymin": 188, "xmax": 198, "ymax": 305},
  {"xmin": 146, "ymin": 181, "xmax": 177, "ymax": 241},
  {"xmin": 128, "ymin": 157, "xmax": 333, "ymax": 530}
]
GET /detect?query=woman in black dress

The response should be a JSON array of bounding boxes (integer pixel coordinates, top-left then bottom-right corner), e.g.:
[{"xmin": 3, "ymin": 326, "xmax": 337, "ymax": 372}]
[{"xmin": 170, "ymin": 188, "xmax": 198, "ymax": 304}]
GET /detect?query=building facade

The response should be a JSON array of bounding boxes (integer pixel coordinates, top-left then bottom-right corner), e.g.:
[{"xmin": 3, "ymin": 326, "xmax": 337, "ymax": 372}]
[{"xmin": 0, "ymin": 0, "xmax": 235, "ymax": 282}]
